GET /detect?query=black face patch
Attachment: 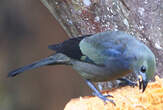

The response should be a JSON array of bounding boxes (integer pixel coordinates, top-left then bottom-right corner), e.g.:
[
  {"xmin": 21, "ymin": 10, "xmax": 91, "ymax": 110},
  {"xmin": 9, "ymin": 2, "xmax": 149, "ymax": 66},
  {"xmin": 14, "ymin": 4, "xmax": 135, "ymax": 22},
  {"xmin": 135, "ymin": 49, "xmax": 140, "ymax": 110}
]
[{"xmin": 48, "ymin": 35, "xmax": 92, "ymax": 60}]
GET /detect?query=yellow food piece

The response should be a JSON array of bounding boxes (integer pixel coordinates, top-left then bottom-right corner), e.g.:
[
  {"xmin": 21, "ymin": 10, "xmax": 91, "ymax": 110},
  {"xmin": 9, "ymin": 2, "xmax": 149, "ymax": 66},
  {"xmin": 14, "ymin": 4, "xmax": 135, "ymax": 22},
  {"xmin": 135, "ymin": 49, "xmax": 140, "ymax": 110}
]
[{"xmin": 64, "ymin": 76, "xmax": 163, "ymax": 110}]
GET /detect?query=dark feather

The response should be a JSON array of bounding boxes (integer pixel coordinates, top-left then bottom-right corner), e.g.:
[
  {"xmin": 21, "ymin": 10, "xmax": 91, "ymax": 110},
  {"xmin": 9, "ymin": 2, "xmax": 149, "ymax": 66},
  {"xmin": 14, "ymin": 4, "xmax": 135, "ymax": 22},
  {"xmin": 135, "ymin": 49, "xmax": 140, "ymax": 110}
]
[{"xmin": 48, "ymin": 35, "xmax": 91, "ymax": 60}]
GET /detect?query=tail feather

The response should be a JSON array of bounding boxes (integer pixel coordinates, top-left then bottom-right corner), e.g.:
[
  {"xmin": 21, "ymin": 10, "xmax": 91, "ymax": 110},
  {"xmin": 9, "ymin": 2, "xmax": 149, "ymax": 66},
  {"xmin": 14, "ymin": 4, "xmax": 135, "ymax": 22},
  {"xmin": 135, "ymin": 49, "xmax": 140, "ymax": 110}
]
[{"xmin": 8, "ymin": 53, "xmax": 70, "ymax": 77}]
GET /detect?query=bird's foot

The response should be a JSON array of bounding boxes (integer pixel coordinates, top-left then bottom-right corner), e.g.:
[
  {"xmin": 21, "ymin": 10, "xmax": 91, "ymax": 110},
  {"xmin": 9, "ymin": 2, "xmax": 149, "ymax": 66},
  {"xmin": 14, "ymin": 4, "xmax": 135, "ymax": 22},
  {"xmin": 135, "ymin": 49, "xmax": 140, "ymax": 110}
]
[
  {"xmin": 85, "ymin": 80, "xmax": 116, "ymax": 105},
  {"xmin": 93, "ymin": 92, "xmax": 115, "ymax": 105},
  {"xmin": 103, "ymin": 94, "xmax": 114, "ymax": 98},
  {"xmin": 92, "ymin": 92, "xmax": 113, "ymax": 98},
  {"xmin": 118, "ymin": 78, "xmax": 137, "ymax": 87}
]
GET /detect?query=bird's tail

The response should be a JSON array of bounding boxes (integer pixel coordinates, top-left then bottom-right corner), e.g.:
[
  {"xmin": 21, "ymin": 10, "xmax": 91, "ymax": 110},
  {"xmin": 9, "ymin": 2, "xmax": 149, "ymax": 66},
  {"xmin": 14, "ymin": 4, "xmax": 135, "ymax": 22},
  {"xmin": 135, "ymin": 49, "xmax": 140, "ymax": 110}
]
[{"xmin": 8, "ymin": 53, "xmax": 70, "ymax": 77}]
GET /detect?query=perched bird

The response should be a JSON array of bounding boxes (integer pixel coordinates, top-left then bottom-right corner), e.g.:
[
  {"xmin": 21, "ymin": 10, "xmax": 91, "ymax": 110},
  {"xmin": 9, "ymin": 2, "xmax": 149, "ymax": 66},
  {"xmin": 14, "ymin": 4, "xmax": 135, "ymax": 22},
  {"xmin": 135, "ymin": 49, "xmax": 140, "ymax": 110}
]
[{"xmin": 8, "ymin": 31, "xmax": 156, "ymax": 105}]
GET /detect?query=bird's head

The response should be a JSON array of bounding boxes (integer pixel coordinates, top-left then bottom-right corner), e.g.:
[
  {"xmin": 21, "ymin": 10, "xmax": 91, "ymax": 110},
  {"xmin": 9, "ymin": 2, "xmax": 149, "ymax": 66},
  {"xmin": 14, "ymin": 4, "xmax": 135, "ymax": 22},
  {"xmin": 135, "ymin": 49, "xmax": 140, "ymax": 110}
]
[{"xmin": 132, "ymin": 45, "xmax": 156, "ymax": 92}]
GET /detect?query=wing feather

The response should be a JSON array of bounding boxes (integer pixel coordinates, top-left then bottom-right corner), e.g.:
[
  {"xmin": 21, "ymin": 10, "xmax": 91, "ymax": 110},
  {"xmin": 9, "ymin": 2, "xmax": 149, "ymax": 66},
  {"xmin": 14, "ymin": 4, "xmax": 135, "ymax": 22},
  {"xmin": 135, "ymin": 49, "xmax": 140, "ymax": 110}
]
[{"xmin": 79, "ymin": 31, "xmax": 134, "ymax": 64}]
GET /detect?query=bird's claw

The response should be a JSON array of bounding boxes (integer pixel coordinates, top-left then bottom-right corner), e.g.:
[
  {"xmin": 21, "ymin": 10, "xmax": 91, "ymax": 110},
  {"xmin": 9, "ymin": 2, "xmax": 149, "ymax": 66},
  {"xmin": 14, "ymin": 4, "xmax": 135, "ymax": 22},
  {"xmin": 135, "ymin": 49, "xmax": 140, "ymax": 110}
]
[
  {"xmin": 93, "ymin": 92, "xmax": 113, "ymax": 98},
  {"xmin": 103, "ymin": 94, "xmax": 114, "ymax": 98},
  {"xmin": 93, "ymin": 92, "xmax": 116, "ymax": 105},
  {"xmin": 118, "ymin": 78, "xmax": 137, "ymax": 87},
  {"xmin": 85, "ymin": 80, "xmax": 116, "ymax": 105},
  {"xmin": 119, "ymin": 81, "xmax": 137, "ymax": 87}
]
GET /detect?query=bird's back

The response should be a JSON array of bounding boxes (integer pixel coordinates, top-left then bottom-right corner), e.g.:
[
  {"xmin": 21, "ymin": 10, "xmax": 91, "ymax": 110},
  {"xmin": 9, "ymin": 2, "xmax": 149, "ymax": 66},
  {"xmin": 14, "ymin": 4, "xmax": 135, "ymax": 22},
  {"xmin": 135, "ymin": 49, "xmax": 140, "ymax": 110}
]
[{"xmin": 79, "ymin": 31, "xmax": 139, "ymax": 65}]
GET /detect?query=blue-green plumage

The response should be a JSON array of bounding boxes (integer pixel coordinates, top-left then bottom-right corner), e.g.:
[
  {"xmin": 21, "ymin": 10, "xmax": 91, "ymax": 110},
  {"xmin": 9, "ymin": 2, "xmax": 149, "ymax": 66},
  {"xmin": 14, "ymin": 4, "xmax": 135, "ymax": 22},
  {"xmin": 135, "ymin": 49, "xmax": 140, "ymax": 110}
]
[
  {"xmin": 75, "ymin": 31, "xmax": 155, "ymax": 82},
  {"xmin": 8, "ymin": 31, "xmax": 156, "ymax": 105}
]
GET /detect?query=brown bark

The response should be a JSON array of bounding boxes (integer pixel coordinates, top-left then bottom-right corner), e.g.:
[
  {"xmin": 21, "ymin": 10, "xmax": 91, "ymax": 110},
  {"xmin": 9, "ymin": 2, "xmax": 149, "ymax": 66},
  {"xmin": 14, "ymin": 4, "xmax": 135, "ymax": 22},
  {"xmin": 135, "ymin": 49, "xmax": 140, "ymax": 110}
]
[{"xmin": 40, "ymin": 0, "xmax": 162, "ymax": 78}]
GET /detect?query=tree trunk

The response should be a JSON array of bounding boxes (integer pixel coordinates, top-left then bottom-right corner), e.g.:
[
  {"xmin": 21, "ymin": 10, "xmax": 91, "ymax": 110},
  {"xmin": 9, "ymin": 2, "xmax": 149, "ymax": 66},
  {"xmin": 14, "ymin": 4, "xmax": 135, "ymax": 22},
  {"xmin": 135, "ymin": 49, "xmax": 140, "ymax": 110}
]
[{"xmin": 40, "ymin": 0, "xmax": 163, "ymax": 82}]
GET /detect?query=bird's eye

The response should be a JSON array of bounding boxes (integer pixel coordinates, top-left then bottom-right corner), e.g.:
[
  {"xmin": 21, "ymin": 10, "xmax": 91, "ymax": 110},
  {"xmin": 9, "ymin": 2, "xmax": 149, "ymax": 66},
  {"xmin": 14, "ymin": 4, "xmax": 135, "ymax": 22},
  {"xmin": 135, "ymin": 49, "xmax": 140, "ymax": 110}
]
[{"xmin": 141, "ymin": 66, "xmax": 146, "ymax": 73}]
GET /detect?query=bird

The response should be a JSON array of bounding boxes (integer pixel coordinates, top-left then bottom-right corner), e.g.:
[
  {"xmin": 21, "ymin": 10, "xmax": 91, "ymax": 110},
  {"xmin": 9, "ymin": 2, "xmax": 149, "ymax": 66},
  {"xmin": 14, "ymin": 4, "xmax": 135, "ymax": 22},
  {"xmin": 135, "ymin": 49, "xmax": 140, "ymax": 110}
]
[{"xmin": 8, "ymin": 31, "xmax": 156, "ymax": 105}]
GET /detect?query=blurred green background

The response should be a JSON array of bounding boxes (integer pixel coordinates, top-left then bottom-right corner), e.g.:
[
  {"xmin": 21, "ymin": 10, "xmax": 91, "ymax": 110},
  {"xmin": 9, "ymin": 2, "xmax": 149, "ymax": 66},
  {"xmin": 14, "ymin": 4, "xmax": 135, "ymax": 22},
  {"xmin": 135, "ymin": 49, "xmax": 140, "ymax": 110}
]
[{"xmin": 0, "ymin": 0, "xmax": 90, "ymax": 110}]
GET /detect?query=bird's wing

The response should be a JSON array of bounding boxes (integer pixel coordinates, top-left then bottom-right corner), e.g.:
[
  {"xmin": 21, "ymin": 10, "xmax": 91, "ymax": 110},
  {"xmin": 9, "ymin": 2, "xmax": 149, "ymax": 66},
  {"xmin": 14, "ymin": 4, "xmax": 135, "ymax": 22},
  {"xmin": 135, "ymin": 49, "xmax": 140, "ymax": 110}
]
[
  {"xmin": 48, "ymin": 35, "xmax": 92, "ymax": 61},
  {"xmin": 79, "ymin": 31, "xmax": 134, "ymax": 65}
]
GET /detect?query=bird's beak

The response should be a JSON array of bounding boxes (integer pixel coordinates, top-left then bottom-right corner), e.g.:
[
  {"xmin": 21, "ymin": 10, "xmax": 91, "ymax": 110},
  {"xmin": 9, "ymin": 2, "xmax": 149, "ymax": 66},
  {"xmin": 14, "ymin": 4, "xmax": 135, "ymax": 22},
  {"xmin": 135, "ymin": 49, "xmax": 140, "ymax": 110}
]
[{"xmin": 138, "ymin": 72, "xmax": 148, "ymax": 92}]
